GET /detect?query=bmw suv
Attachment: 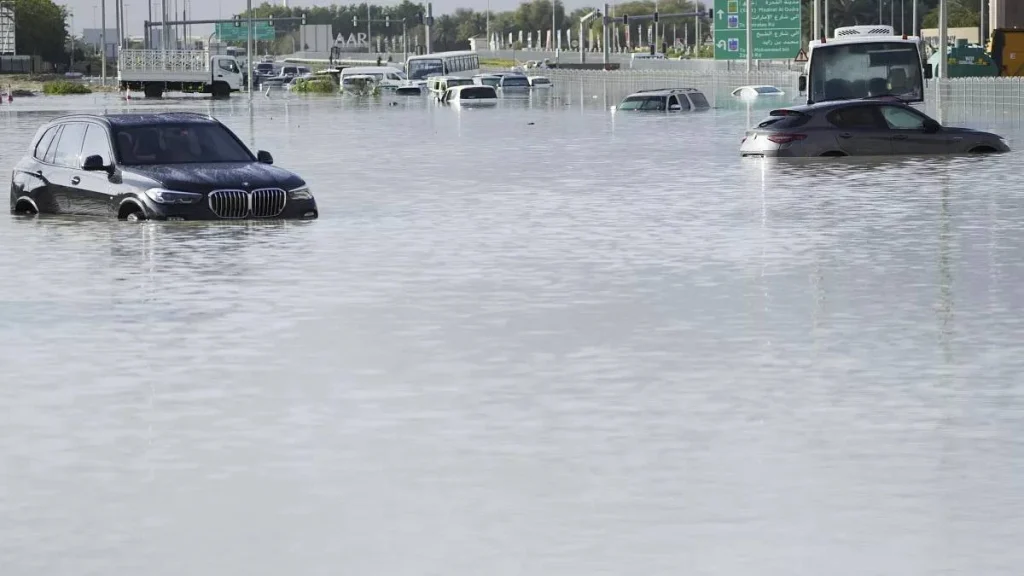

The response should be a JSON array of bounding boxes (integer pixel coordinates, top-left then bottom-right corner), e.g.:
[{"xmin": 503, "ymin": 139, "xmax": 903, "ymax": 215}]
[{"xmin": 10, "ymin": 112, "xmax": 318, "ymax": 221}]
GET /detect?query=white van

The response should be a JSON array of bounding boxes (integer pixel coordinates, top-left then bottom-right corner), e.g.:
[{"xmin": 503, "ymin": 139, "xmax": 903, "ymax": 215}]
[{"xmin": 338, "ymin": 66, "xmax": 407, "ymax": 90}]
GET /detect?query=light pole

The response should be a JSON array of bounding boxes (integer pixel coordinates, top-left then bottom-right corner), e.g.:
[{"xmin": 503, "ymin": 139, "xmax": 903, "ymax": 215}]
[
  {"xmin": 101, "ymin": 0, "xmax": 106, "ymax": 84},
  {"xmin": 551, "ymin": 0, "xmax": 556, "ymax": 51}
]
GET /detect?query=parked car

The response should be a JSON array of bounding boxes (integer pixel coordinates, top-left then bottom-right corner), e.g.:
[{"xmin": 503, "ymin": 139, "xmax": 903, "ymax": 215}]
[
  {"xmin": 739, "ymin": 98, "xmax": 1011, "ymax": 158},
  {"xmin": 497, "ymin": 74, "xmax": 531, "ymax": 90},
  {"xmin": 731, "ymin": 85, "xmax": 786, "ymax": 99},
  {"xmin": 439, "ymin": 85, "xmax": 498, "ymax": 107},
  {"xmin": 10, "ymin": 112, "xmax": 318, "ymax": 221},
  {"xmin": 261, "ymin": 65, "xmax": 311, "ymax": 86},
  {"xmin": 615, "ymin": 88, "xmax": 711, "ymax": 112},
  {"xmin": 528, "ymin": 75, "xmax": 553, "ymax": 88}
]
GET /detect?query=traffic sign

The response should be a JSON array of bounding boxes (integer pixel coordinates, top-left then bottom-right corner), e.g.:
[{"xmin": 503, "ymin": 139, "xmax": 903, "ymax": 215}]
[
  {"xmin": 215, "ymin": 21, "xmax": 276, "ymax": 42},
  {"xmin": 794, "ymin": 48, "xmax": 808, "ymax": 62},
  {"xmin": 713, "ymin": 0, "xmax": 801, "ymax": 61},
  {"xmin": 570, "ymin": 39, "xmax": 579, "ymax": 48}
]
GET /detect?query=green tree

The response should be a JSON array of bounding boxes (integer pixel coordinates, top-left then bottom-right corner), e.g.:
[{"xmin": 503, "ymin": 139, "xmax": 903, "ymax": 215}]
[
  {"xmin": 11, "ymin": 0, "xmax": 68, "ymax": 63},
  {"xmin": 922, "ymin": 1, "xmax": 979, "ymax": 28}
]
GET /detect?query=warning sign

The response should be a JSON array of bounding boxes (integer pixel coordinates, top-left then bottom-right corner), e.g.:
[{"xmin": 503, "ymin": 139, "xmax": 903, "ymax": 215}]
[{"xmin": 794, "ymin": 48, "xmax": 808, "ymax": 62}]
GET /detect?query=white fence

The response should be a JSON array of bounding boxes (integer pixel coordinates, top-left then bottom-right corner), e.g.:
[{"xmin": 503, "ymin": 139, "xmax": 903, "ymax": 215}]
[
  {"xmin": 541, "ymin": 69, "xmax": 801, "ymax": 107},
  {"xmin": 539, "ymin": 69, "xmax": 1024, "ymax": 119}
]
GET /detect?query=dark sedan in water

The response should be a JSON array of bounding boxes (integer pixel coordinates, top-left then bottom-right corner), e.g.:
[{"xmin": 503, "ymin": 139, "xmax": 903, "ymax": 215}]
[
  {"xmin": 740, "ymin": 98, "xmax": 1010, "ymax": 158},
  {"xmin": 10, "ymin": 112, "xmax": 318, "ymax": 221}
]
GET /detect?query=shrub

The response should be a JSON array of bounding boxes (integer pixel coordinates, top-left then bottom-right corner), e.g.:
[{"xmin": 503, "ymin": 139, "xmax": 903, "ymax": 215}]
[
  {"xmin": 42, "ymin": 81, "xmax": 92, "ymax": 95},
  {"xmin": 292, "ymin": 76, "xmax": 336, "ymax": 94}
]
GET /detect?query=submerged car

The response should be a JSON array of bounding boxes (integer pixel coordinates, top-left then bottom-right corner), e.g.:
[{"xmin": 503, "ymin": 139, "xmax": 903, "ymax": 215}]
[
  {"xmin": 740, "ymin": 98, "xmax": 1010, "ymax": 158},
  {"xmin": 439, "ymin": 85, "xmax": 498, "ymax": 107},
  {"xmin": 10, "ymin": 112, "xmax": 318, "ymax": 221},
  {"xmin": 731, "ymin": 85, "xmax": 786, "ymax": 99},
  {"xmin": 616, "ymin": 88, "xmax": 711, "ymax": 112}
]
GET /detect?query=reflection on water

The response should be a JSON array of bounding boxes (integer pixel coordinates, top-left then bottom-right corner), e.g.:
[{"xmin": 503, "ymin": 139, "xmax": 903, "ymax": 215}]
[{"xmin": 1, "ymin": 91, "xmax": 1024, "ymax": 575}]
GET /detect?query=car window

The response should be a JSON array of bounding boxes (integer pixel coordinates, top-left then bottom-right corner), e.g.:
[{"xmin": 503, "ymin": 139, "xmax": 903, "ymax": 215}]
[
  {"xmin": 689, "ymin": 92, "xmax": 710, "ymax": 108},
  {"xmin": 81, "ymin": 124, "xmax": 113, "ymax": 166},
  {"xmin": 460, "ymin": 87, "xmax": 494, "ymax": 99},
  {"xmin": 52, "ymin": 122, "xmax": 88, "ymax": 168},
  {"xmin": 879, "ymin": 105, "xmax": 928, "ymax": 130},
  {"xmin": 113, "ymin": 122, "xmax": 254, "ymax": 165},
  {"xmin": 218, "ymin": 59, "xmax": 239, "ymax": 73},
  {"xmin": 34, "ymin": 126, "xmax": 58, "ymax": 161},
  {"xmin": 826, "ymin": 106, "xmax": 887, "ymax": 129},
  {"xmin": 43, "ymin": 126, "xmax": 63, "ymax": 164}
]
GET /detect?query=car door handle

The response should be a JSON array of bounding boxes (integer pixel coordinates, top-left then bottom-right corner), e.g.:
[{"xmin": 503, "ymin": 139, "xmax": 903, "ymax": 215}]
[
  {"xmin": 838, "ymin": 132, "xmax": 852, "ymax": 139},
  {"xmin": 892, "ymin": 134, "xmax": 909, "ymax": 140},
  {"xmin": 71, "ymin": 176, "xmax": 80, "ymax": 185}
]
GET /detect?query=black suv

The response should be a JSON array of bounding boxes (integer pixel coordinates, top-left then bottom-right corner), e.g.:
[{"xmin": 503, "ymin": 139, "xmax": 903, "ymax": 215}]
[{"xmin": 10, "ymin": 112, "xmax": 318, "ymax": 221}]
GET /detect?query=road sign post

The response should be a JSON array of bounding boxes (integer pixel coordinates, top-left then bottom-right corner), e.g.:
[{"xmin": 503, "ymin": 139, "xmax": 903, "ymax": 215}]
[{"xmin": 712, "ymin": 0, "xmax": 801, "ymax": 62}]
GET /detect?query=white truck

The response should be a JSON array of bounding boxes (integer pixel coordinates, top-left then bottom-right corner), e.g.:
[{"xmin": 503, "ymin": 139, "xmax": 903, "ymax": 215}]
[
  {"xmin": 118, "ymin": 48, "xmax": 244, "ymax": 99},
  {"xmin": 798, "ymin": 25, "xmax": 933, "ymax": 106}
]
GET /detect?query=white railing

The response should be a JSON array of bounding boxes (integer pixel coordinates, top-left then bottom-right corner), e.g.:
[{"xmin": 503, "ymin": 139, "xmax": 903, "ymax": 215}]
[{"xmin": 118, "ymin": 49, "xmax": 211, "ymax": 73}]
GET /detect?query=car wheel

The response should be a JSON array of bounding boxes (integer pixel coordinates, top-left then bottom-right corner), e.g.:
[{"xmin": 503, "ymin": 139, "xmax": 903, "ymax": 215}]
[
  {"xmin": 820, "ymin": 151, "xmax": 847, "ymax": 157},
  {"xmin": 968, "ymin": 146, "xmax": 996, "ymax": 154},
  {"xmin": 118, "ymin": 204, "xmax": 146, "ymax": 221}
]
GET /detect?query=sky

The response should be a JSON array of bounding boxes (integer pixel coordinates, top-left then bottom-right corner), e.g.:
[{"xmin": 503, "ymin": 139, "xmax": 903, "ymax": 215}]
[{"xmin": 67, "ymin": 0, "xmax": 596, "ymax": 36}]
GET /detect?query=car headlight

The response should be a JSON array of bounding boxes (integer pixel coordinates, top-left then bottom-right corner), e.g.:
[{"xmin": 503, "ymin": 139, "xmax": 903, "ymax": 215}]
[
  {"xmin": 144, "ymin": 188, "xmax": 202, "ymax": 204},
  {"xmin": 289, "ymin": 185, "xmax": 313, "ymax": 200}
]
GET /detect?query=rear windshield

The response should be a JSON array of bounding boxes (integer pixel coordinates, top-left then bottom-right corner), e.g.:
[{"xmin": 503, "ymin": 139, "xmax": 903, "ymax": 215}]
[
  {"xmin": 477, "ymin": 77, "xmax": 500, "ymax": 86},
  {"xmin": 460, "ymin": 87, "xmax": 495, "ymax": 99},
  {"xmin": 531, "ymin": 78, "xmax": 551, "ymax": 84},
  {"xmin": 255, "ymin": 63, "xmax": 273, "ymax": 72},
  {"xmin": 756, "ymin": 112, "xmax": 810, "ymax": 129},
  {"xmin": 689, "ymin": 92, "xmax": 710, "ymax": 108},
  {"xmin": 501, "ymin": 76, "xmax": 530, "ymax": 87},
  {"xmin": 113, "ymin": 123, "xmax": 254, "ymax": 165},
  {"xmin": 449, "ymin": 78, "xmax": 475, "ymax": 86}
]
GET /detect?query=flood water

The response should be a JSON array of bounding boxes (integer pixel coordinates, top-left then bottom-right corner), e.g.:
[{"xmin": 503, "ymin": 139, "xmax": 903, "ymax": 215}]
[{"xmin": 2, "ymin": 89, "xmax": 1024, "ymax": 575}]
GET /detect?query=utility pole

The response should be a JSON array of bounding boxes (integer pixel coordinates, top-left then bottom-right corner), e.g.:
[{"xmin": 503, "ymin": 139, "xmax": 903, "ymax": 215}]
[
  {"xmin": 246, "ymin": 0, "xmax": 253, "ymax": 99},
  {"xmin": 146, "ymin": 0, "xmax": 151, "ymax": 47},
  {"xmin": 745, "ymin": 0, "xmax": 752, "ymax": 71},
  {"xmin": 813, "ymin": 0, "xmax": 818, "ymax": 38},
  {"xmin": 101, "ymin": 0, "xmax": 107, "ymax": 84},
  {"xmin": 938, "ymin": 0, "xmax": 947, "ymax": 78},
  {"xmin": 114, "ymin": 0, "xmax": 120, "ymax": 52},
  {"xmin": 912, "ymin": 0, "xmax": 916, "ymax": 36},
  {"xmin": 366, "ymin": 3, "xmax": 371, "ymax": 54},
  {"xmin": 551, "ymin": 0, "xmax": 556, "ymax": 51},
  {"xmin": 425, "ymin": 3, "xmax": 432, "ymax": 53}
]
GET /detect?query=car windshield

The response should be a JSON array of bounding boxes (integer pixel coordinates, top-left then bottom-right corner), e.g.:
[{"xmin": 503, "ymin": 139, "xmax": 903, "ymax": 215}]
[
  {"xmin": 809, "ymin": 41, "xmax": 923, "ymax": 103},
  {"xmin": 255, "ymin": 63, "xmax": 273, "ymax": 72},
  {"xmin": 531, "ymin": 78, "xmax": 551, "ymax": 84},
  {"xmin": 619, "ymin": 96, "xmax": 666, "ymax": 111},
  {"xmin": 477, "ymin": 76, "xmax": 500, "ymax": 86},
  {"xmin": 408, "ymin": 58, "xmax": 444, "ymax": 80},
  {"xmin": 502, "ymin": 76, "xmax": 530, "ymax": 87},
  {"xmin": 113, "ymin": 123, "xmax": 254, "ymax": 165},
  {"xmin": 448, "ymin": 78, "xmax": 474, "ymax": 86},
  {"xmin": 755, "ymin": 86, "xmax": 782, "ymax": 93}
]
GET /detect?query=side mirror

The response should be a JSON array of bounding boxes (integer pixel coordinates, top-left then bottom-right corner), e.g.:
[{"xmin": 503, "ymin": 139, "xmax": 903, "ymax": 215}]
[
  {"xmin": 669, "ymin": 104, "xmax": 681, "ymax": 111},
  {"xmin": 82, "ymin": 154, "xmax": 112, "ymax": 174},
  {"xmin": 923, "ymin": 119, "xmax": 941, "ymax": 133},
  {"xmin": 798, "ymin": 75, "xmax": 807, "ymax": 92},
  {"xmin": 924, "ymin": 63, "xmax": 933, "ymax": 79},
  {"xmin": 256, "ymin": 150, "xmax": 273, "ymax": 164}
]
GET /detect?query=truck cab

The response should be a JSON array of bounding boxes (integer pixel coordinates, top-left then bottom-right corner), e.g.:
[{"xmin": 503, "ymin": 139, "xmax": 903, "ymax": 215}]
[{"xmin": 798, "ymin": 25, "xmax": 933, "ymax": 106}]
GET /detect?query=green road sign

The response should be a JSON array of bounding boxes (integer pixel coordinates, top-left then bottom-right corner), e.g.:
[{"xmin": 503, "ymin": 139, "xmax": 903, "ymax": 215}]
[
  {"xmin": 712, "ymin": 0, "xmax": 801, "ymax": 61},
  {"xmin": 215, "ymin": 21, "xmax": 276, "ymax": 42}
]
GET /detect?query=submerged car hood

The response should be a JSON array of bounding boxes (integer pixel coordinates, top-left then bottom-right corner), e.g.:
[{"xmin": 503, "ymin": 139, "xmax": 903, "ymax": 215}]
[{"xmin": 122, "ymin": 162, "xmax": 304, "ymax": 193}]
